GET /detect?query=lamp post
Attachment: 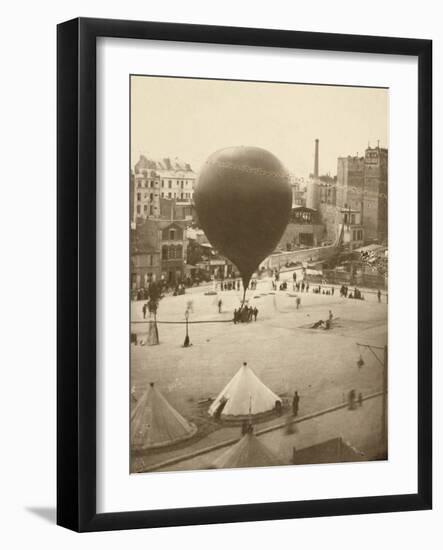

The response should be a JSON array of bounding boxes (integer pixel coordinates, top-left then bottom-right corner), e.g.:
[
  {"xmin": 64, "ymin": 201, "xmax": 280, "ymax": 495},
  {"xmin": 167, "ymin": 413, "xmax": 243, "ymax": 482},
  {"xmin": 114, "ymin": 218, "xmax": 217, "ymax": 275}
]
[
  {"xmin": 183, "ymin": 309, "xmax": 191, "ymax": 347},
  {"xmin": 356, "ymin": 342, "xmax": 387, "ymax": 455}
]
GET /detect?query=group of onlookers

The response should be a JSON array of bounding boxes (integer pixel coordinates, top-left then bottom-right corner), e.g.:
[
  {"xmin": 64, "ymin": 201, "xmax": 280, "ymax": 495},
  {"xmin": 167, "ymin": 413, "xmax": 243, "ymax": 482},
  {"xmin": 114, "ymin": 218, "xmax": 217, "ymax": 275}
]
[{"xmin": 233, "ymin": 306, "xmax": 259, "ymax": 323}]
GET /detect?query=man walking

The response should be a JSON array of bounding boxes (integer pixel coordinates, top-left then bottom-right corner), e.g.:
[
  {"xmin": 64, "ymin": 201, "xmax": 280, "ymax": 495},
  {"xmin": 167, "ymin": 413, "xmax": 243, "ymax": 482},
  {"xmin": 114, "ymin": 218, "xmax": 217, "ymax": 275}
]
[{"xmin": 218, "ymin": 299, "xmax": 222, "ymax": 313}]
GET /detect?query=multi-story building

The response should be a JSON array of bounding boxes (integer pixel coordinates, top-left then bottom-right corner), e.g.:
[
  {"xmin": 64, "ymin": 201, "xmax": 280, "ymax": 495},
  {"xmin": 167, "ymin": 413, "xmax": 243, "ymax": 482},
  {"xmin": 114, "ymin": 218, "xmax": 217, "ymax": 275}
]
[
  {"xmin": 289, "ymin": 174, "xmax": 306, "ymax": 206},
  {"xmin": 362, "ymin": 146, "xmax": 388, "ymax": 243},
  {"xmin": 131, "ymin": 220, "xmax": 162, "ymax": 289},
  {"xmin": 160, "ymin": 220, "xmax": 188, "ymax": 284},
  {"xmin": 336, "ymin": 145, "xmax": 388, "ymax": 243},
  {"xmin": 131, "ymin": 198, "xmax": 191, "ymax": 289},
  {"xmin": 336, "ymin": 154, "xmax": 365, "ymax": 212},
  {"xmin": 279, "ymin": 206, "xmax": 325, "ymax": 249},
  {"xmin": 339, "ymin": 206, "xmax": 364, "ymax": 250},
  {"xmin": 132, "ymin": 155, "xmax": 197, "ymax": 220}
]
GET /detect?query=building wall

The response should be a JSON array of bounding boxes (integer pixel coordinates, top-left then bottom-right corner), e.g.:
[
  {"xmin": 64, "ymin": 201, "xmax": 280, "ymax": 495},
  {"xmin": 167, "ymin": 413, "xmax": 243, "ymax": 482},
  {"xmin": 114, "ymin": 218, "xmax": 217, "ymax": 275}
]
[
  {"xmin": 131, "ymin": 253, "xmax": 161, "ymax": 288},
  {"xmin": 279, "ymin": 223, "xmax": 325, "ymax": 248},
  {"xmin": 318, "ymin": 203, "xmax": 340, "ymax": 242},
  {"xmin": 337, "ymin": 147, "xmax": 388, "ymax": 244},
  {"xmin": 133, "ymin": 155, "xmax": 196, "ymax": 220},
  {"xmin": 159, "ymin": 222, "xmax": 188, "ymax": 284},
  {"xmin": 131, "ymin": 218, "xmax": 188, "ymax": 287},
  {"xmin": 337, "ymin": 156, "xmax": 365, "ymax": 211},
  {"xmin": 134, "ymin": 170, "xmax": 161, "ymax": 218},
  {"xmin": 362, "ymin": 147, "xmax": 388, "ymax": 243}
]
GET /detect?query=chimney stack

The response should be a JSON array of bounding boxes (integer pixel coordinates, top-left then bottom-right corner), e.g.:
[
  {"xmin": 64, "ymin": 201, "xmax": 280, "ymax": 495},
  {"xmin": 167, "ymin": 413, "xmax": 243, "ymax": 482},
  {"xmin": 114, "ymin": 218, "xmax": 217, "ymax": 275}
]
[{"xmin": 314, "ymin": 139, "xmax": 319, "ymax": 179}]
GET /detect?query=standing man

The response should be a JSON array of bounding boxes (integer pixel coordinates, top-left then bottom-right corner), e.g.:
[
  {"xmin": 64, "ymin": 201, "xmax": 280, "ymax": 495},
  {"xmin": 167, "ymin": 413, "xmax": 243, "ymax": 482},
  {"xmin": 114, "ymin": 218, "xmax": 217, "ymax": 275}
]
[
  {"xmin": 296, "ymin": 296, "xmax": 301, "ymax": 310},
  {"xmin": 292, "ymin": 391, "xmax": 300, "ymax": 416},
  {"xmin": 377, "ymin": 289, "xmax": 382, "ymax": 303},
  {"xmin": 142, "ymin": 302, "xmax": 147, "ymax": 319},
  {"xmin": 218, "ymin": 299, "xmax": 222, "ymax": 313}
]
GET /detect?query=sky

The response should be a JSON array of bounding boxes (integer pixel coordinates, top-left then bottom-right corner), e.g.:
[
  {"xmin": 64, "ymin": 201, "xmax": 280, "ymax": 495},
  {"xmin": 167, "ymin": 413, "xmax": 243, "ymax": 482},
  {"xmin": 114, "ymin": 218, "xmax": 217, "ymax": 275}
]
[{"xmin": 131, "ymin": 76, "xmax": 388, "ymax": 179}]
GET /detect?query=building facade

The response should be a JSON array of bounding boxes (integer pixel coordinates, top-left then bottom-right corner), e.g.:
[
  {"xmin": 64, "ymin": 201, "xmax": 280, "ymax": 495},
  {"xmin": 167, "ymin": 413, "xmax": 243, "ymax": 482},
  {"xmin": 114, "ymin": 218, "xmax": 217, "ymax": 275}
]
[
  {"xmin": 131, "ymin": 216, "xmax": 189, "ymax": 289},
  {"xmin": 289, "ymin": 174, "xmax": 306, "ymax": 206},
  {"xmin": 279, "ymin": 206, "xmax": 325, "ymax": 249},
  {"xmin": 133, "ymin": 155, "xmax": 197, "ymax": 220},
  {"xmin": 336, "ymin": 146, "xmax": 388, "ymax": 244},
  {"xmin": 160, "ymin": 221, "xmax": 188, "ymax": 284},
  {"xmin": 362, "ymin": 146, "xmax": 388, "ymax": 243},
  {"xmin": 131, "ymin": 220, "xmax": 162, "ymax": 289}
]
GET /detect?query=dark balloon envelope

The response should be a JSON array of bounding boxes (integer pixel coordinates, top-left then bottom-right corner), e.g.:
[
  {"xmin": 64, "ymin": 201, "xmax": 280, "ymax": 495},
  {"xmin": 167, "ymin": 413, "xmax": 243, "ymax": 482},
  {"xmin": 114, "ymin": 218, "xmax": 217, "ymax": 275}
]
[{"xmin": 194, "ymin": 146, "xmax": 292, "ymax": 289}]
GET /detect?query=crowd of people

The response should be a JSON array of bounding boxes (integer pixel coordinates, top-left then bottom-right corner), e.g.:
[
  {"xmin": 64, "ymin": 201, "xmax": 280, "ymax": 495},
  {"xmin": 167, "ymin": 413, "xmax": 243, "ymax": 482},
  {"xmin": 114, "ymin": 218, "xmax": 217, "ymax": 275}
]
[
  {"xmin": 293, "ymin": 280, "xmax": 310, "ymax": 293},
  {"xmin": 217, "ymin": 279, "xmax": 259, "ymax": 292},
  {"xmin": 233, "ymin": 305, "xmax": 259, "ymax": 323},
  {"xmin": 217, "ymin": 279, "xmax": 241, "ymax": 291},
  {"xmin": 340, "ymin": 285, "xmax": 364, "ymax": 300},
  {"xmin": 312, "ymin": 285, "xmax": 334, "ymax": 295}
]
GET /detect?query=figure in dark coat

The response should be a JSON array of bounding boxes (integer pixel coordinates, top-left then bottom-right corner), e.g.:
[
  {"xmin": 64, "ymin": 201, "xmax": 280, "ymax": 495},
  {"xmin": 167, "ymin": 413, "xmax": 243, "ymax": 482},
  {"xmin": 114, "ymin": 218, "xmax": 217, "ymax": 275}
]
[{"xmin": 292, "ymin": 391, "xmax": 300, "ymax": 416}]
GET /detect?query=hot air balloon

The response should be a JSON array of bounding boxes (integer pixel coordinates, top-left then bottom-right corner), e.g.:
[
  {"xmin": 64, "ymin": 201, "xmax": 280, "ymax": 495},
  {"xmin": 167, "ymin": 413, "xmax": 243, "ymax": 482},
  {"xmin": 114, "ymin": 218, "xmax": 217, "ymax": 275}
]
[{"xmin": 194, "ymin": 146, "xmax": 292, "ymax": 303}]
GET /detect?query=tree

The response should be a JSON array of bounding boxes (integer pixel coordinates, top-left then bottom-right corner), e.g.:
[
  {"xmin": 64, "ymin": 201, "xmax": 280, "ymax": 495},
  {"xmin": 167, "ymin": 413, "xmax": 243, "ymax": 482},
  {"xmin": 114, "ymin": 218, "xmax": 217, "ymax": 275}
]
[{"xmin": 146, "ymin": 281, "xmax": 163, "ymax": 345}]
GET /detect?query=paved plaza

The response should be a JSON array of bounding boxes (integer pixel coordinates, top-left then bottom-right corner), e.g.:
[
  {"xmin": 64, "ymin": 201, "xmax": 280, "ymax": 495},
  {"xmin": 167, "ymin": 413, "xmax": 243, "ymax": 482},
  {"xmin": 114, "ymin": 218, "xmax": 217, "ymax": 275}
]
[{"xmin": 131, "ymin": 271, "xmax": 387, "ymax": 472}]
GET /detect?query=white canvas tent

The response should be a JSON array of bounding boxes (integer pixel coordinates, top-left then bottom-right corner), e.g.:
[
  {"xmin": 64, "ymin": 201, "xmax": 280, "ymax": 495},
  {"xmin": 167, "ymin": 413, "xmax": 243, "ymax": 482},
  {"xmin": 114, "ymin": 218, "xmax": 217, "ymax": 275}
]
[
  {"xmin": 211, "ymin": 432, "xmax": 283, "ymax": 469},
  {"xmin": 131, "ymin": 382, "xmax": 197, "ymax": 449},
  {"xmin": 208, "ymin": 363, "xmax": 281, "ymax": 419}
]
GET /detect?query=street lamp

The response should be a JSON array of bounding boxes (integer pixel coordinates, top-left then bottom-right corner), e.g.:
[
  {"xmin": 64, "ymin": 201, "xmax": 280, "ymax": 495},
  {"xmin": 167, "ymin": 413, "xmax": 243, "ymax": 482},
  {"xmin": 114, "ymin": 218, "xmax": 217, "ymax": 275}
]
[{"xmin": 183, "ymin": 309, "xmax": 191, "ymax": 347}]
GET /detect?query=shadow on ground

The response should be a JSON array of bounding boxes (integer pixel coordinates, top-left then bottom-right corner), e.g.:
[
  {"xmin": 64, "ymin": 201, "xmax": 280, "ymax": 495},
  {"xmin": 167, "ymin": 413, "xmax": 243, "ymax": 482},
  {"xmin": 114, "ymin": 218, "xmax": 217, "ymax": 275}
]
[{"xmin": 26, "ymin": 507, "xmax": 56, "ymax": 524}]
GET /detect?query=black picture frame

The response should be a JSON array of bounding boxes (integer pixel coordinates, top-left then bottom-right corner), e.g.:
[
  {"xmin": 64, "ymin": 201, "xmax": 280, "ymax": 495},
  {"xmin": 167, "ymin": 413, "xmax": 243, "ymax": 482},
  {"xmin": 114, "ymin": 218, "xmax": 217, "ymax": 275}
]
[{"xmin": 57, "ymin": 17, "xmax": 432, "ymax": 532}]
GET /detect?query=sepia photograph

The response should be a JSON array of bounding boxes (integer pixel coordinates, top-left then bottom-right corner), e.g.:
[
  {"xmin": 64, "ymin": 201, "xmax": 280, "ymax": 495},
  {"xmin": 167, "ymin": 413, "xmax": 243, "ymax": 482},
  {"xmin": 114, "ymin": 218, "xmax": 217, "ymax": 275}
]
[{"xmin": 129, "ymin": 75, "xmax": 389, "ymax": 474}]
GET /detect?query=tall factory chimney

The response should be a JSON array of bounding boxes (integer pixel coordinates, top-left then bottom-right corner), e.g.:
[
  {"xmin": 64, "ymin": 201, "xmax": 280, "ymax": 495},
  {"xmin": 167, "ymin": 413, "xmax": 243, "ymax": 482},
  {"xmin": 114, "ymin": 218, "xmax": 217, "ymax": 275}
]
[
  {"xmin": 314, "ymin": 138, "xmax": 319, "ymax": 179},
  {"xmin": 306, "ymin": 139, "xmax": 320, "ymax": 210}
]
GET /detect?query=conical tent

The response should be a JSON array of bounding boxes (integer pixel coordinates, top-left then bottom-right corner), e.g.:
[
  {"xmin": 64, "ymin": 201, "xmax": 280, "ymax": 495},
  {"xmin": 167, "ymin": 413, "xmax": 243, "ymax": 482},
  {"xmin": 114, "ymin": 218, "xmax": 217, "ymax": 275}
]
[
  {"xmin": 211, "ymin": 432, "xmax": 283, "ymax": 469},
  {"xmin": 131, "ymin": 383, "xmax": 197, "ymax": 449},
  {"xmin": 208, "ymin": 363, "xmax": 281, "ymax": 419}
]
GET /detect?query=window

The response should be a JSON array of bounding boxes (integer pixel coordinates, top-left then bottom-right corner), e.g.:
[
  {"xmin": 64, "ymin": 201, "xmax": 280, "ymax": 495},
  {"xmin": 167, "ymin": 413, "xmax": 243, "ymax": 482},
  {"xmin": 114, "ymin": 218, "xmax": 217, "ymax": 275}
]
[
  {"xmin": 137, "ymin": 193, "xmax": 141, "ymax": 201},
  {"xmin": 161, "ymin": 192, "xmax": 164, "ymax": 198},
  {"xmin": 150, "ymin": 205, "xmax": 154, "ymax": 215},
  {"xmin": 161, "ymin": 180, "xmax": 164, "ymax": 187},
  {"xmin": 137, "ymin": 205, "xmax": 141, "ymax": 214},
  {"xmin": 150, "ymin": 193, "xmax": 153, "ymax": 201},
  {"xmin": 162, "ymin": 246, "xmax": 168, "ymax": 260},
  {"xmin": 168, "ymin": 192, "xmax": 171, "ymax": 198},
  {"xmin": 169, "ymin": 229, "xmax": 176, "ymax": 240},
  {"xmin": 143, "ymin": 204, "xmax": 148, "ymax": 212},
  {"xmin": 176, "ymin": 245, "xmax": 183, "ymax": 259},
  {"xmin": 168, "ymin": 180, "xmax": 172, "ymax": 188}
]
